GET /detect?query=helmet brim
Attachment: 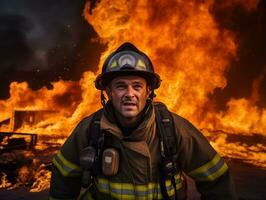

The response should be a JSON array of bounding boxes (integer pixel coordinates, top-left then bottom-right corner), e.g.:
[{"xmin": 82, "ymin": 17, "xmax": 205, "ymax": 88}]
[{"xmin": 95, "ymin": 70, "xmax": 161, "ymax": 90}]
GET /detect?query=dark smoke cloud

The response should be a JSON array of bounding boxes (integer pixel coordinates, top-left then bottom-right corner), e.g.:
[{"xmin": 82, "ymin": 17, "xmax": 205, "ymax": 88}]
[
  {"xmin": 0, "ymin": 0, "xmax": 105, "ymax": 99},
  {"xmin": 0, "ymin": 13, "xmax": 33, "ymax": 73},
  {"xmin": 210, "ymin": 0, "xmax": 266, "ymax": 109}
]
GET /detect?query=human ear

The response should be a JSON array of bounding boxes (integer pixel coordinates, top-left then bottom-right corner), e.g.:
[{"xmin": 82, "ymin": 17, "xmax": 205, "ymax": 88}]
[
  {"xmin": 106, "ymin": 86, "xmax": 112, "ymax": 100},
  {"xmin": 146, "ymin": 86, "xmax": 152, "ymax": 98}
]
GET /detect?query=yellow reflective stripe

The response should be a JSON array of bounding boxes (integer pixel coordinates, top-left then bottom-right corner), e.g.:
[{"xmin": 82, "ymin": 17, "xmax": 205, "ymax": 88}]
[
  {"xmin": 97, "ymin": 178, "xmax": 158, "ymax": 199},
  {"xmin": 53, "ymin": 157, "xmax": 70, "ymax": 177},
  {"xmin": 174, "ymin": 174, "xmax": 183, "ymax": 190},
  {"xmin": 196, "ymin": 162, "xmax": 228, "ymax": 181},
  {"xmin": 189, "ymin": 154, "xmax": 220, "ymax": 176},
  {"xmin": 96, "ymin": 177, "xmax": 183, "ymax": 199},
  {"xmin": 57, "ymin": 151, "xmax": 81, "ymax": 171},
  {"xmin": 137, "ymin": 59, "xmax": 146, "ymax": 69},
  {"xmin": 110, "ymin": 60, "xmax": 118, "ymax": 68},
  {"xmin": 188, "ymin": 154, "xmax": 228, "ymax": 181},
  {"xmin": 52, "ymin": 151, "xmax": 81, "ymax": 177}
]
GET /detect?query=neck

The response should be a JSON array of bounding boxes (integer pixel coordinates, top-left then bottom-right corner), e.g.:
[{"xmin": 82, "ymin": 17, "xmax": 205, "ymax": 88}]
[{"xmin": 114, "ymin": 110, "xmax": 143, "ymax": 128}]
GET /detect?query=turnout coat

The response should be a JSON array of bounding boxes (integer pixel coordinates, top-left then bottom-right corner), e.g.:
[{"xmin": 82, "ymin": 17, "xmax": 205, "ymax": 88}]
[{"xmin": 49, "ymin": 103, "xmax": 236, "ymax": 200}]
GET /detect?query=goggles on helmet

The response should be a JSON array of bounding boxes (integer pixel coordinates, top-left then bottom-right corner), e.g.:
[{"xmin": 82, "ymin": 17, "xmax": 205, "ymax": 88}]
[{"xmin": 105, "ymin": 50, "xmax": 150, "ymax": 72}]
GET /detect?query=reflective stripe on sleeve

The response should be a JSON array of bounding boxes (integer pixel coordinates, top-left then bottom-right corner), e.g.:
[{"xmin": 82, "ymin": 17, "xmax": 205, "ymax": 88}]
[
  {"xmin": 52, "ymin": 151, "xmax": 82, "ymax": 177},
  {"xmin": 173, "ymin": 173, "xmax": 183, "ymax": 190},
  {"xmin": 188, "ymin": 154, "xmax": 228, "ymax": 182},
  {"xmin": 95, "ymin": 175, "xmax": 183, "ymax": 200}
]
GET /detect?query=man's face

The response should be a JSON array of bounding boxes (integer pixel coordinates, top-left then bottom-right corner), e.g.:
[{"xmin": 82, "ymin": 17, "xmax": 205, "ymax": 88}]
[{"xmin": 107, "ymin": 75, "xmax": 151, "ymax": 119}]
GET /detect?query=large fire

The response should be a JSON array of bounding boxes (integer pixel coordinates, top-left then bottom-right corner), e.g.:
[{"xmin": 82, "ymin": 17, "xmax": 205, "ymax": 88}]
[{"xmin": 0, "ymin": 0, "xmax": 265, "ymax": 192}]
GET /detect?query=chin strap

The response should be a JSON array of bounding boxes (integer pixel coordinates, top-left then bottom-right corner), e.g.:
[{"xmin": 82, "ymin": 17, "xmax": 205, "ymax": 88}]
[
  {"xmin": 101, "ymin": 90, "xmax": 107, "ymax": 107},
  {"xmin": 144, "ymin": 93, "xmax": 154, "ymax": 116},
  {"xmin": 150, "ymin": 90, "xmax": 156, "ymax": 99}
]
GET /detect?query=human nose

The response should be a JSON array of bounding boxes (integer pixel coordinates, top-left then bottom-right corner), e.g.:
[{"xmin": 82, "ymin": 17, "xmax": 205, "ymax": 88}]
[{"xmin": 124, "ymin": 86, "xmax": 135, "ymax": 98}]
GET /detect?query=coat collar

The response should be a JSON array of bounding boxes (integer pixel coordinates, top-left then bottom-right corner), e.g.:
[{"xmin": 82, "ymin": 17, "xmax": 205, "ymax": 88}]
[{"xmin": 100, "ymin": 102, "xmax": 155, "ymax": 142}]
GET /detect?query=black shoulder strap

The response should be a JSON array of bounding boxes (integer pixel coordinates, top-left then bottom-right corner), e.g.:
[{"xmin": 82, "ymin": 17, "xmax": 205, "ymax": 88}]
[
  {"xmin": 154, "ymin": 102, "xmax": 178, "ymax": 200},
  {"xmin": 88, "ymin": 108, "xmax": 103, "ymax": 147},
  {"xmin": 87, "ymin": 108, "xmax": 104, "ymax": 177},
  {"xmin": 154, "ymin": 102, "xmax": 177, "ymax": 158}
]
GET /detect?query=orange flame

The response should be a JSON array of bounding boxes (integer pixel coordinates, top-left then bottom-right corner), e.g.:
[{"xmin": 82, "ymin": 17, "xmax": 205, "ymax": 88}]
[
  {"xmin": 85, "ymin": 0, "xmax": 266, "ymax": 169},
  {"xmin": 0, "ymin": 0, "xmax": 265, "ymax": 191},
  {"xmin": 0, "ymin": 173, "xmax": 12, "ymax": 189},
  {"xmin": 83, "ymin": 0, "xmax": 265, "ymax": 134}
]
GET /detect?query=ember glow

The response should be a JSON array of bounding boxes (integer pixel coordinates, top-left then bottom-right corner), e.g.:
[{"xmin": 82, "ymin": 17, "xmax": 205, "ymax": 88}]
[{"xmin": 0, "ymin": 0, "xmax": 265, "ymax": 192}]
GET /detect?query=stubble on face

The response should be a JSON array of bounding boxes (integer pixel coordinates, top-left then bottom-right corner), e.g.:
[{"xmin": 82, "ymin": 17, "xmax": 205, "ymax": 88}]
[{"xmin": 107, "ymin": 75, "xmax": 151, "ymax": 127}]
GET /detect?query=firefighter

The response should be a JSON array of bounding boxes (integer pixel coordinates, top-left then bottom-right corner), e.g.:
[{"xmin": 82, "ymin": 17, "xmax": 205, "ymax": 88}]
[{"xmin": 49, "ymin": 42, "xmax": 237, "ymax": 199}]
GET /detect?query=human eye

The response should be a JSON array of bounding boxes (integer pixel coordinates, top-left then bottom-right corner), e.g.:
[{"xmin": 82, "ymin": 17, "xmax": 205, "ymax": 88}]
[
  {"xmin": 115, "ymin": 83, "xmax": 126, "ymax": 90},
  {"xmin": 133, "ymin": 84, "xmax": 143, "ymax": 90}
]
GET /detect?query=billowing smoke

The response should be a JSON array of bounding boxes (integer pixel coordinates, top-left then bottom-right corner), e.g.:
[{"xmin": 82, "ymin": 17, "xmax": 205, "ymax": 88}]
[
  {"xmin": 210, "ymin": 0, "xmax": 266, "ymax": 109},
  {"xmin": 0, "ymin": 0, "xmax": 105, "ymax": 99}
]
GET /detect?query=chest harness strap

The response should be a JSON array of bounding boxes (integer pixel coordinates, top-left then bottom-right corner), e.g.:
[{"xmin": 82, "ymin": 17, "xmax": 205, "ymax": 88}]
[{"xmin": 81, "ymin": 102, "xmax": 180, "ymax": 200}]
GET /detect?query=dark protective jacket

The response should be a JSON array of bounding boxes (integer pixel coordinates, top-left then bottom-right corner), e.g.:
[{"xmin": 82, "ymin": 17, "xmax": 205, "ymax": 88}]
[{"xmin": 49, "ymin": 104, "xmax": 236, "ymax": 200}]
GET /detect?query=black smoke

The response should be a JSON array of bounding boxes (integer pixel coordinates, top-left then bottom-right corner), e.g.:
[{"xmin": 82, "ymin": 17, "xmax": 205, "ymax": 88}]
[
  {"xmin": 0, "ymin": 0, "xmax": 105, "ymax": 99},
  {"xmin": 210, "ymin": 0, "xmax": 266, "ymax": 109}
]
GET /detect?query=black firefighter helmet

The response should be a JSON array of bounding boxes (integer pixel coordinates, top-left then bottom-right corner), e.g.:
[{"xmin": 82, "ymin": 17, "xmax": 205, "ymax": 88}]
[{"xmin": 95, "ymin": 42, "xmax": 161, "ymax": 90}]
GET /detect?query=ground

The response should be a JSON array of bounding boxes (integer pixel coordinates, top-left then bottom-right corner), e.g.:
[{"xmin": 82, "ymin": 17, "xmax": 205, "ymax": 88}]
[{"xmin": 0, "ymin": 159, "xmax": 265, "ymax": 200}]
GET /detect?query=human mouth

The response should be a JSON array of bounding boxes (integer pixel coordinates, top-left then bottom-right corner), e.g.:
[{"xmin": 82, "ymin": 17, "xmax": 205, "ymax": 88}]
[{"xmin": 122, "ymin": 101, "xmax": 137, "ymax": 107}]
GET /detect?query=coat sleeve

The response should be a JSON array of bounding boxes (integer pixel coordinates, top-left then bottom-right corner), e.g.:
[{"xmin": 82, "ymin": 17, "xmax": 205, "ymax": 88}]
[
  {"xmin": 172, "ymin": 113, "xmax": 237, "ymax": 199},
  {"xmin": 49, "ymin": 117, "xmax": 92, "ymax": 200}
]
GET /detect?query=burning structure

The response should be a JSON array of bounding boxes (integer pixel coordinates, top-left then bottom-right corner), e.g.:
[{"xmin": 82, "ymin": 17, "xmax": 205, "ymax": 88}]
[
  {"xmin": 0, "ymin": 0, "xmax": 265, "ymax": 198},
  {"xmin": 0, "ymin": 109, "xmax": 58, "ymax": 132},
  {"xmin": 0, "ymin": 109, "xmax": 60, "ymax": 151}
]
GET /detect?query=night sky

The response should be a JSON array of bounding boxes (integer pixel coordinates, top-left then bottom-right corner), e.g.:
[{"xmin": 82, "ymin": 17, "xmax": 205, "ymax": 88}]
[{"xmin": 0, "ymin": 0, "xmax": 265, "ymax": 110}]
